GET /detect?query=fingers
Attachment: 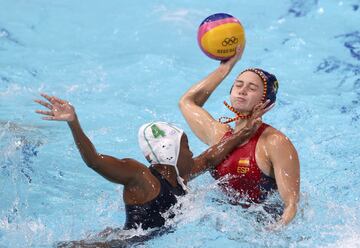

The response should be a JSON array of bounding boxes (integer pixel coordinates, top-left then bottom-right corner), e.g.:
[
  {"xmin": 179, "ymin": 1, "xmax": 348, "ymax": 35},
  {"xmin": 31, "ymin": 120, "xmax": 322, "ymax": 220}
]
[
  {"xmin": 263, "ymin": 103, "xmax": 275, "ymax": 114},
  {"xmin": 35, "ymin": 93, "xmax": 71, "ymax": 122},
  {"xmin": 248, "ymin": 100, "xmax": 274, "ymax": 124},
  {"xmin": 251, "ymin": 100, "xmax": 270, "ymax": 117},
  {"xmin": 35, "ymin": 110, "xmax": 53, "ymax": 116},
  {"xmin": 41, "ymin": 116, "xmax": 56, "ymax": 121},
  {"xmin": 231, "ymin": 45, "xmax": 243, "ymax": 60},
  {"xmin": 52, "ymin": 96, "xmax": 68, "ymax": 105},
  {"xmin": 40, "ymin": 93, "xmax": 66, "ymax": 105},
  {"xmin": 233, "ymin": 44, "xmax": 245, "ymax": 61},
  {"xmin": 34, "ymin": 99, "xmax": 53, "ymax": 110},
  {"xmin": 221, "ymin": 45, "xmax": 244, "ymax": 65},
  {"xmin": 253, "ymin": 100, "xmax": 269, "ymax": 112},
  {"xmin": 40, "ymin": 93, "xmax": 56, "ymax": 104},
  {"xmin": 235, "ymin": 44, "xmax": 243, "ymax": 56},
  {"xmin": 35, "ymin": 109, "xmax": 57, "ymax": 121},
  {"xmin": 257, "ymin": 101, "xmax": 274, "ymax": 116},
  {"xmin": 259, "ymin": 99, "xmax": 270, "ymax": 110}
]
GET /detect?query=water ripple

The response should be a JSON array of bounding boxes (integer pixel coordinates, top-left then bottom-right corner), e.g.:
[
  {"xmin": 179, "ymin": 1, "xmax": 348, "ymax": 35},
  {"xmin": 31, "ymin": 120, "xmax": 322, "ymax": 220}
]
[
  {"xmin": 287, "ymin": 0, "xmax": 318, "ymax": 17},
  {"xmin": 0, "ymin": 27, "xmax": 23, "ymax": 46}
]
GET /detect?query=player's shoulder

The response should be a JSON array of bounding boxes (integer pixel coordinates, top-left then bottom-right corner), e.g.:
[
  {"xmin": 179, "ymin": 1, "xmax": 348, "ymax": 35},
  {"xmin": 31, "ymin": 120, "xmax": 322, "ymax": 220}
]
[{"xmin": 261, "ymin": 124, "xmax": 293, "ymax": 147}]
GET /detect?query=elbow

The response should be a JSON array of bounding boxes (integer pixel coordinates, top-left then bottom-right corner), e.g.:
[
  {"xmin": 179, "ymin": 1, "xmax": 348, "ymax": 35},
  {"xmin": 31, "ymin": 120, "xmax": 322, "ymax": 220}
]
[
  {"xmin": 179, "ymin": 92, "xmax": 202, "ymax": 109},
  {"xmin": 179, "ymin": 94, "xmax": 188, "ymax": 107},
  {"xmin": 178, "ymin": 97, "xmax": 192, "ymax": 112},
  {"xmin": 84, "ymin": 159, "xmax": 97, "ymax": 169},
  {"xmin": 83, "ymin": 154, "xmax": 102, "ymax": 169},
  {"xmin": 179, "ymin": 88, "xmax": 201, "ymax": 107},
  {"xmin": 178, "ymin": 97, "xmax": 185, "ymax": 110}
]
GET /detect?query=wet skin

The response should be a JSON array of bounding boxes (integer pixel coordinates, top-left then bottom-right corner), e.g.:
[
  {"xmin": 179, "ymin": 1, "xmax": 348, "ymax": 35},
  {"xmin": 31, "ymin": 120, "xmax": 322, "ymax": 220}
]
[
  {"xmin": 179, "ymin": 45, "xmax": 300, "ymax": 227},
  {"xmin": 34, "ymin": 93, "xmax": 271, "ymax": 237}
]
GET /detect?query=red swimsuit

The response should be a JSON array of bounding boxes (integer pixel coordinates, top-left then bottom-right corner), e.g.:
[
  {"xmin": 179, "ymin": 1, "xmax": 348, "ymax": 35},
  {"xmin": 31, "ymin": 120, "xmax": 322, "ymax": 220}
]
[{"xmin": 211, "ymin": 123, "xmax": 277, "ymax": 204}]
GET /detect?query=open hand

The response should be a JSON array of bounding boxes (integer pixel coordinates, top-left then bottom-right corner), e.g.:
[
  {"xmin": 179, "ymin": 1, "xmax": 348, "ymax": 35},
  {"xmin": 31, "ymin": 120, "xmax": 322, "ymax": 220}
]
[
  {"xmin": 233, "ymin": 100, "xmax": 275, "ymax": 140},
  {"xmin": 246, "ymin": 100, "xmax": 275, "ymax": 129},
  {"xmin": 34, "ymin": 93, "xmax": 76, "ymax": 122}
]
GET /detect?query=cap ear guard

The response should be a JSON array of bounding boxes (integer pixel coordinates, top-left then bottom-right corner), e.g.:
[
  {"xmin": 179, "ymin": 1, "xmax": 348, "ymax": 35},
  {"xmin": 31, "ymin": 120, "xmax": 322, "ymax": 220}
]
[{"xmin": 152, "ymin": 139, "xmax": 177, "ymax": 165}]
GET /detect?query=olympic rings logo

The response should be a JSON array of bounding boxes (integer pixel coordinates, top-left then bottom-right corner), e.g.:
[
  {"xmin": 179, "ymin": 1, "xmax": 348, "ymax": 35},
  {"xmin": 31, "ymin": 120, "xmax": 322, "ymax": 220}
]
[{"xmin": 222, "ymin": 36, "xmax": 238, "ymax": 46}]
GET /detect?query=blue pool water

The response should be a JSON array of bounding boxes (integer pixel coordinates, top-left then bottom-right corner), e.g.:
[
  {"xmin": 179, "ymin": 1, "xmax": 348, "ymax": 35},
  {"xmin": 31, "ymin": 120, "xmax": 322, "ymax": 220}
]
[{"xmin": 1, "ymin": 0, "xmax": 360, "ymax": 247}]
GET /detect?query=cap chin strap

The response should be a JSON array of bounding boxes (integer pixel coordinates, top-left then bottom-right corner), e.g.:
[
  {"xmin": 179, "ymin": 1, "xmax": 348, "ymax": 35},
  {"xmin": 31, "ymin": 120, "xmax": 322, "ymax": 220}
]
[
  {"xmin": 170, "ymin": 135, "xmax": 188, "ymax": 192},
  {"xmin": 218, "ymin": 101, "xmax": 251, "ymax": 124},
  {"xmin": 173, "ymin": 165, "xmax": 188, "ymax": 192}
]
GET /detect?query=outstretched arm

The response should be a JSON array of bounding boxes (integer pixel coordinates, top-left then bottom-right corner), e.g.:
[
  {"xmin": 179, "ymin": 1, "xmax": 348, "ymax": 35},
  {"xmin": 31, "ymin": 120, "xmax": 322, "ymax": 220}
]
[
  {"xmin": 35, "ymin": 93, "xmax": 146, "ymax": 186},
  {"xmin": 189, "ymin": 101, "xmax": 273, "ymax": 180},
  {"xmin": 179, "ymin": 45, "xmax": 244, "ymax": 146}
]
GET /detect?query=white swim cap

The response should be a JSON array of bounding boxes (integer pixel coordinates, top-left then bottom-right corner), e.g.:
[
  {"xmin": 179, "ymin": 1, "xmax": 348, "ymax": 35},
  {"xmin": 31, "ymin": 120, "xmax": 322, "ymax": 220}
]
[{"xmin": 138, "ymin": 122, "xmax": 187, "ymax": 191}]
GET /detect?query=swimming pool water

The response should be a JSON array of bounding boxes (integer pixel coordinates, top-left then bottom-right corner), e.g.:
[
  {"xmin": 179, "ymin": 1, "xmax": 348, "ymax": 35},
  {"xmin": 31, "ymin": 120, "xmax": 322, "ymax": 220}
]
[{"xmin": 1, "ymin": 0, "xmax": 360, "ymax": 247}]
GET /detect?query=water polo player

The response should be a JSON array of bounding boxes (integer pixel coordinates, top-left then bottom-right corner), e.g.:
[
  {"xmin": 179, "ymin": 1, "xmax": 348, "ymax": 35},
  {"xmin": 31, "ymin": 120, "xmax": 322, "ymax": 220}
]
[
  {"xmin": 179, "ymin": 46, "xmax": 300, "ymax": 227},
  {"xmin": 34, "ymin": 93, "xmax": 271, "ymax": 245}
]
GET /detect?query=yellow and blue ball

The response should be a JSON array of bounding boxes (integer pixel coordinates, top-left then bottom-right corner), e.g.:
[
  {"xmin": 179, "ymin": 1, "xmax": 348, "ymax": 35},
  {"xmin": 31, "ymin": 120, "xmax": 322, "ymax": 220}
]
[{"xmin": 197, "ymin": 13, "xmax": 245, "ymax": 60}]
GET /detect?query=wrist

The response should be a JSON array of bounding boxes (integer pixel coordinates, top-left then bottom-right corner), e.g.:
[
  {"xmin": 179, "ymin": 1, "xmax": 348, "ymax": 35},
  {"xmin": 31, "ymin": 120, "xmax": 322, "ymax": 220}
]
[
  {"xmin": 218, "ymin": 64, "xmax": 232, "ymax": 75},
  {"xmin": 281, "ymin": 203, "xmax": 297, "ymax": 225},
  {"xmin": 67, "ymin": 114, "xmax": 78, "ymax": 125}
]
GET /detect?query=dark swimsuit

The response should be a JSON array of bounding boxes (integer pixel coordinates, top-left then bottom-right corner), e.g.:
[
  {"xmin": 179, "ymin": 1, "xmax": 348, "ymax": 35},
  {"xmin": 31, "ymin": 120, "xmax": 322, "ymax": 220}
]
[
  {"xmin": 57, "ymin": 168, "xmax": 186, "ymax": 248},
  {"xmin": 124, "ymin": 167, "xmax": 186, "ymax": 230}
]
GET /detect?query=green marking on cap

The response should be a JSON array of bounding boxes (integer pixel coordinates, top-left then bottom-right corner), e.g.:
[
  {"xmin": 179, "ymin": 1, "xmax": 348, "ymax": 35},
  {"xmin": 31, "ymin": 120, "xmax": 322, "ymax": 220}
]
[{"xmin": 151, "ymin": 124, "xmax": 165, "ymax": 138}]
